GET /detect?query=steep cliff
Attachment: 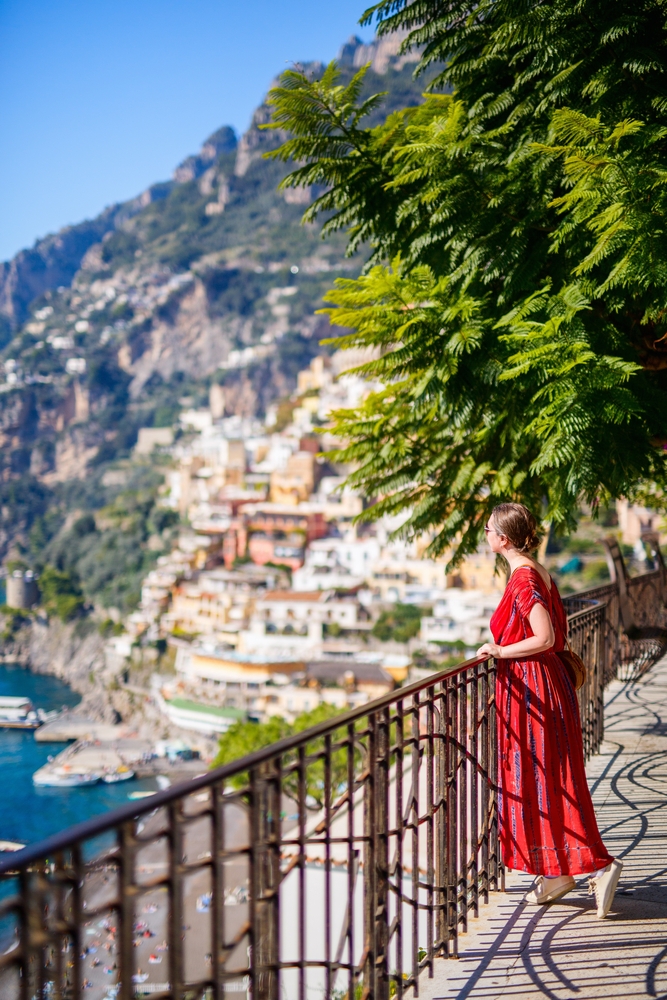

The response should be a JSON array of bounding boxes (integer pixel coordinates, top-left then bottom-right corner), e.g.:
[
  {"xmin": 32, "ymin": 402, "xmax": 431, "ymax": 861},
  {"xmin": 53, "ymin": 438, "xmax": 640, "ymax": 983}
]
[
  {"xmin": 0, "ymin": 208, "xmax": 121, "ymax": 336},
  {"xmin": 0, "ymin": 34, "xmax": 427, "ymax": 538}
]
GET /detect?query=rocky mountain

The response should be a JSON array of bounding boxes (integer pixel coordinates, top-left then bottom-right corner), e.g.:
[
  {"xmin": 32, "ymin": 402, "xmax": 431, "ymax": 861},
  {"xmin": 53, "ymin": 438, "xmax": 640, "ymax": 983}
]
[
  {"xmin": 0, "ymin": 208, "xmax": 122, "ymax": 339},
  {"xmin": 0, "ymin": 32, "xmax": 428, "ymax": 559}
]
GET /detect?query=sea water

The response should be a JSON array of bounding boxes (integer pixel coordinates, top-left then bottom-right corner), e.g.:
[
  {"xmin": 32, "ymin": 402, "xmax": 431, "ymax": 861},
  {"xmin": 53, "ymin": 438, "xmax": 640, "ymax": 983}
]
[{"xmin": 0, "ymin": 663, "xmax": 159, "ymax": 845}]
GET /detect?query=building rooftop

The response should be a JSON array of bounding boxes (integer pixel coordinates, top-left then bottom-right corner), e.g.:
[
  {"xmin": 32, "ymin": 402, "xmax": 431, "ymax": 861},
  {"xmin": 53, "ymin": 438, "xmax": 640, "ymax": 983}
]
[
  {"xmin": 305, "ymin": 660, "xmax": 394, "ymax": 686},
  {"xmin": 261, "ymin": 590, "xmax": 330, "ymax": 602},
  {"xmin": 190, "ymin": 645, "xmax": 305, "ymax": 666},
  {"xmin": 166, "ymin": 698, "xmax": 246, "ymax": 720}
]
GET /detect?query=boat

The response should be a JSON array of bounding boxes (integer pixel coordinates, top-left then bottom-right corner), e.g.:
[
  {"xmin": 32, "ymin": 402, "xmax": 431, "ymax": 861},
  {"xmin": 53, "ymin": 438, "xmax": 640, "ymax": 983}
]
[
  {"xmin": 103, "ymin": 766, "xmax": 135, "ymax": 783},
  {"xmin": 0, "ymin": 841, "xmax": 25, "ymax": 852},
  {"xmin": 0, "ymin": 696, "xmax": 41, "ymax": 729},
  {"xmin": 33, "ymin": 766, "xmax": 102, "ymax": 787},
  {"xmin": 128, "ymin": 791, "xmax": 155, "ymax": 800}
]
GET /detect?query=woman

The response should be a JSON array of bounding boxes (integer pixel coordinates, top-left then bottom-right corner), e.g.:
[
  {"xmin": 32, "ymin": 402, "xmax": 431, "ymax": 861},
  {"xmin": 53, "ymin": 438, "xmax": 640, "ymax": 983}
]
[{"xmin": 476, "ymin": 502, "xmax": 622, "ymax": 917}]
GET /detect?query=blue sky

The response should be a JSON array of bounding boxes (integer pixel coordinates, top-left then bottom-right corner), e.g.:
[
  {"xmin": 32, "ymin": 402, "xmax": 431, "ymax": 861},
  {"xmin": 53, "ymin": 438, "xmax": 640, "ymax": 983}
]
[{"xmin": 0, "ymin": 0, "xmax": 376, "ymax": 262}]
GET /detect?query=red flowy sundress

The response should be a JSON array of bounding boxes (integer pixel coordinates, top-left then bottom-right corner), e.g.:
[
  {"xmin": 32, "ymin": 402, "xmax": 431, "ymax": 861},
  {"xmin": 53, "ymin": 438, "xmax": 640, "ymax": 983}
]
[{"xmin": 490, "ymin": 566, "xmax": 613, "ymax": 876}]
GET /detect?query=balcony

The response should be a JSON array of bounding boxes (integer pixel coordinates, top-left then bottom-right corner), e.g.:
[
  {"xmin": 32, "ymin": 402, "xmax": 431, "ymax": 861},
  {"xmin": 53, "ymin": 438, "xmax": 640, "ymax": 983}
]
[{"xmin": 1, "ymin": 538, "xmax": 666, "ymax": 999}]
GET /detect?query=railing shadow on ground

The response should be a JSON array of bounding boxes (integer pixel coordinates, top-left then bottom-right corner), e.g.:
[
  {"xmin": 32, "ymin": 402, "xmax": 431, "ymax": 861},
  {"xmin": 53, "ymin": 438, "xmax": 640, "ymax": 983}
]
[
  {"xmin": 417, "ymin": 720, "xmax": 667, "ymax": 998},
  {"xmin": 434, "ymin": 665, "xmax": 667, "ymax": 1000},
  {"xmin": 0, "ymin": 539, "xmax": 666, "ymax": 1000}
]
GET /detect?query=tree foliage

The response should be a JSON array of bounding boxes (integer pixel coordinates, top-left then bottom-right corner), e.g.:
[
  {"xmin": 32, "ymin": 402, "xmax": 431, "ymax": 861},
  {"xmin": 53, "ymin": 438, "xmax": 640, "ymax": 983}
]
[
  {"xmin": 265, "ymin": 0, "xmax": 667, "ymax": 561},
  {"xmin": 212, "ymin": 703, "xmax": 352, "ymax": 807},
  {"xmin": 372, "ymin": 602, "xmax": 425, "ymax": 642},
  {"xmin": 39, "ymin": 565, "xmax": 85, "ymax": 622}
]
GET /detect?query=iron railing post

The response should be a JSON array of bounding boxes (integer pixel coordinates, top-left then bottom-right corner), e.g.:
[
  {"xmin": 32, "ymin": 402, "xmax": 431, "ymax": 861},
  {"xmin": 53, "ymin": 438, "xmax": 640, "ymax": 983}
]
[
  {"xmin": 363, "ymin": 708, "xmax": 390, "ymax": 1000},
  {"xmin": 250, "ymin": 760, "xmax": 280, "ymax": 1000},
  {"xmin": 434, "ymin": 681, "xmax": 446, "ymax": 957}
]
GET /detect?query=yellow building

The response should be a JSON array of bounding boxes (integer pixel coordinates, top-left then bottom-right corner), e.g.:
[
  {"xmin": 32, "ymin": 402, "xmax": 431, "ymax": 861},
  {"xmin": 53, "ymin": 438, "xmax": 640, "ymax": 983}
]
[{"xmin": 270, "ymin": 451, "xmax": 316, "ymax": 505}]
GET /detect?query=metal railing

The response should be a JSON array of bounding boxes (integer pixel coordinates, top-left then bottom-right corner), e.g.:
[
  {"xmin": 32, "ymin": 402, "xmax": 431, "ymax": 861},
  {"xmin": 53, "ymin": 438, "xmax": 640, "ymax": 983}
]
[{"xmin": 0, "ymin": 572, "xmax": 663, "ymax": 1000}]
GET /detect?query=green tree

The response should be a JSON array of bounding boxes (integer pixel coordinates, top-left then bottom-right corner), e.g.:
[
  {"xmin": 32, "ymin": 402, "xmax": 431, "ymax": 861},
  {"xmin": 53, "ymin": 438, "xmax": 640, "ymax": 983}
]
[
  {"xmin": 211, "ymin": 715, "xmax": 293, "ymax": 776},
  {"xmin": 265, "ymin": 0, "xmax": 667, "ymax": 562},
  {"xmin": 38, "ymin": 565, "xmax": 85, "ymax": 622},
  {"xmin": 372, "ymin": 602, "xmax": 424, "ymax": 643},
  {"xmin": 212, "ymin": 703, "xmax": 351, "ymax": 807}
]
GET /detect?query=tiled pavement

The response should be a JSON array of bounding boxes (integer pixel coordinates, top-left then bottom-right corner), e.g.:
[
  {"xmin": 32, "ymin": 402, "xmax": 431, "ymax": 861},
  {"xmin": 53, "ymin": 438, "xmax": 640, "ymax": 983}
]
[{"xmin": 416, "ymin": 656, "xmax": 667, "ymax": 999}]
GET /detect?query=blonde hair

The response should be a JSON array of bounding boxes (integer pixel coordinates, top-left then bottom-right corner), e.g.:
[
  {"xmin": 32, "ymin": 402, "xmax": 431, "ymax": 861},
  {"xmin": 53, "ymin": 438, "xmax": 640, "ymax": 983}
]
[{"xmin": 490, "ymin": 503, "xmax": 540, "ymax": 553}]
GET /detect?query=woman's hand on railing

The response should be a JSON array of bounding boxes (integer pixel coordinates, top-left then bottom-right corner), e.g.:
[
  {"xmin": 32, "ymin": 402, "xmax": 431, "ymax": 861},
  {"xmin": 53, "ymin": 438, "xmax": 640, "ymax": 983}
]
[
  {"xmin": 477, "ymin": 642, "xmax": 502, "ymax": 659},
  {"xmin": 478, "ymin": 605, "xmax": 556, "ymax": 661}
]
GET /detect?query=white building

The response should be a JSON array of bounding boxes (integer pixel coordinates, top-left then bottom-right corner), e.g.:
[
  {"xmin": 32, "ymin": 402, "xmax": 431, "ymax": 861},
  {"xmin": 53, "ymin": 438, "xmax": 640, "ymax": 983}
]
[
  {"xmin": 240, "ymin": 617, "xmax": 324, "ymax": 657},
  {"xmin": 419, "ymin": 589, "xmax": 500, "ymax": 648},
  {"xmin": 292, "ymin": 533, "xmax": 380, "ymax": 591},
  {"xmin": 163, "ymin": 566, "xmax": 268, "ymax": 639},
  {"xmin": 305, "ymin": 477, "xmax": 363, "ymax": 520},
  {"xmin": 253, "ymin": 589, "xmax": 366, "ymax": 629},
  {"xmin": 140, "ymin": 568, "xmax": 179, "ymax": 614},
  {"xmin": 180, "ymin": 409, "xmax": 213, "ymax": 432},
  {"xmin": 138, "ymin": 551, "xmax": 193, "ymax": 622},
  {"xmin": 135, "ymin": 426, "xmax": 174, "ymax": 455},
  {"xmin": 172, "ymin": 644, "xmax": 305, "ymax": 713},
  {"xmin": 153, "ymin": 685, "xmax": 245, "ymax": 734},
  {"xmin": 238, "ymin": 590, "xmax": 369, "ymax": 658}
]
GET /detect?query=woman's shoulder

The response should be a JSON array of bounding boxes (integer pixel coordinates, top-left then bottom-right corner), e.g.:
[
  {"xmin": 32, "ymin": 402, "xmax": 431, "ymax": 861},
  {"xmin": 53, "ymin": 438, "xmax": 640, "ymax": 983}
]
[{"xmin": 510, "ymin": 563, "xmax": 552, "ymax": 592}]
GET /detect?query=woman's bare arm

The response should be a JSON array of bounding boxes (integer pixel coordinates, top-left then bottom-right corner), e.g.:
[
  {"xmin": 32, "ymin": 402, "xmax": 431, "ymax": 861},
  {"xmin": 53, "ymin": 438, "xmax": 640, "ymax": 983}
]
[{"xmin": 477, "ymin": 603, "xmax": 555, "ymax": 659}]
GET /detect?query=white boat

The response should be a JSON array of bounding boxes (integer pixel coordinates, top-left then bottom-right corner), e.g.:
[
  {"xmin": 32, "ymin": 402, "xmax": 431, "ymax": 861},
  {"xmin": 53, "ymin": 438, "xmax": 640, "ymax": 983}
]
[
  {"xmin": 0, "ymin": 841, "xmax": 25, "ymax": 852},
  {"xmin": 103, "ymin": 767, "xmax": 135, "ymax": 783},
  {"xmin": 33, "ymin": 767, "xmax": 102, "ymax": 787},
  {"xmin": 0, "ymin": 696, "xmax": 41, "ymax": 729}
]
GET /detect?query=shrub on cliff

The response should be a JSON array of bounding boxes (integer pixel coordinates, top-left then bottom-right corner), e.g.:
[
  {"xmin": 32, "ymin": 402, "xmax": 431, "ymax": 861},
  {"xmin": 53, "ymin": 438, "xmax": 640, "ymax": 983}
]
[
  {"xmin": 40, "ymin": 469, "xmax": 175, "ymax": 614},
  {"xmin": 38, "ymin": 565, "xmax": 85, "ymax": 622},
  {"xmin": 0, "ymin": 607, "xmax": 30, "ymax": 642}
]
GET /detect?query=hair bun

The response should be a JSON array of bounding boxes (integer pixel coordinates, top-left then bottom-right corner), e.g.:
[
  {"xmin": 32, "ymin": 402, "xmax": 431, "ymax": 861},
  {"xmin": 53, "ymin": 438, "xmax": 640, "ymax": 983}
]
[
  {"xmin": 521, "ymin": 529, "xmax": 540, "ymax": 553},
  {"xmin": 490, "ymin": 503, "xmax": 541, "ymax": 553}
]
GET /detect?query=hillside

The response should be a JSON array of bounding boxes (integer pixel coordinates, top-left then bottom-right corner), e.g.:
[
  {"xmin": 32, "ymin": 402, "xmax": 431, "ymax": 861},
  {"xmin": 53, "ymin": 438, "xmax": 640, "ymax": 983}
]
[{"xmin": 0, "ymin": 32, "xmax": 430, "ymax": 565}]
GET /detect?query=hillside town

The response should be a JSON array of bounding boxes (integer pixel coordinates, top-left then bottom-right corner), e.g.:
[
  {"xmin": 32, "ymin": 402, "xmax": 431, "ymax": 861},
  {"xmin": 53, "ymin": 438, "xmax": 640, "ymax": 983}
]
[
  {"xmin": 0, "ymin": 28, "xmax": 509, "ymax": 771},
  {"xmin": 87, "ymin": 346, "xmax": 505, "ymax": 742}
]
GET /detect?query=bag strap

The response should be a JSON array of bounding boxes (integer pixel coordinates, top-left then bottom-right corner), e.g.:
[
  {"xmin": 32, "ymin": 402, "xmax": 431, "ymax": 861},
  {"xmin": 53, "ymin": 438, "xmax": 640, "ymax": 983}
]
[{"xmin": 542, "ymin": 573, "xmax": 570, "ymax": 649}]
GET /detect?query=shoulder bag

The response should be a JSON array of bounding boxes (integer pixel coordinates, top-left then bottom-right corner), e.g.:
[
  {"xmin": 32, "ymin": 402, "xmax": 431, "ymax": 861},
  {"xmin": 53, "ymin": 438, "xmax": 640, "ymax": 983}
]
[{"xmin": 557, "ymin": 638, "xmax": 586, "ymax": 691}]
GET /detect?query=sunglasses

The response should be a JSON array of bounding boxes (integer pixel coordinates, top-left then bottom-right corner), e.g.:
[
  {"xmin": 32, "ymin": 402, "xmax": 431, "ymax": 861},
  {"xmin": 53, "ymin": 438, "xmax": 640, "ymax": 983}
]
[{"xmin": 484, "ymin": 523, "xmax": 505, "ymax": 536}]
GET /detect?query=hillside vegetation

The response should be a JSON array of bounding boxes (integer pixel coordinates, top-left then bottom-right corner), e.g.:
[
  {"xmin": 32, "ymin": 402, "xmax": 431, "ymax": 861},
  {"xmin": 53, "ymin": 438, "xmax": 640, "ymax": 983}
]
[{"xmin": 0, "ymin": 37, "xmax": 433, "ymax": 574}]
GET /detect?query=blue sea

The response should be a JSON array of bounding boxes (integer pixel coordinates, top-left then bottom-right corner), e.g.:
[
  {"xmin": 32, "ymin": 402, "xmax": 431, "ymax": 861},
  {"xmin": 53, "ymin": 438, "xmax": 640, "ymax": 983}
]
[{"xmin": 0, "ymin": 663, "xmax": 160, "ymax": 846}]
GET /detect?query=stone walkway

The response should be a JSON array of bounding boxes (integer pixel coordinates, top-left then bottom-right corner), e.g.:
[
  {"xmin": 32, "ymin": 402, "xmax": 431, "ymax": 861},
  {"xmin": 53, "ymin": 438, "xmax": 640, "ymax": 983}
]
[{"xmin": 418, "ymin": 655, "xmax": 667, "ymax": 999}]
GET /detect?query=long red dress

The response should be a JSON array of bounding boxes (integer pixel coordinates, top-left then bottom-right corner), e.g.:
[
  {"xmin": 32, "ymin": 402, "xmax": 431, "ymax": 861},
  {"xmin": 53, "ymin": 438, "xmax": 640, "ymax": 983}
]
[{"xmin": 490, "ymin": 566, "xmax": 613, "ymax": 876}]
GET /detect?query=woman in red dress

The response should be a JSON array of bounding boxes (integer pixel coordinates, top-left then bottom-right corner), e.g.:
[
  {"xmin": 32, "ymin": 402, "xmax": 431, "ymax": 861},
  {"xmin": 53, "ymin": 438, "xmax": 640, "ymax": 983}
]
[{"xmin": 476, "ymin": 503, "xmax": 622, "ymax": 917}]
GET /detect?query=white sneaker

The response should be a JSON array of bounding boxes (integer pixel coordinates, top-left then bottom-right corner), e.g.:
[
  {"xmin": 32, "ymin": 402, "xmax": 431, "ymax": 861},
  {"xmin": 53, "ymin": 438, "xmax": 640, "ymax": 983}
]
[
  {"xmin": 525, "ymin": 874, "xmax": 576, "ymax": 904},
  {"xmin": 588, "ymin": 859, "xmax": 623, "ymax": 918}
]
